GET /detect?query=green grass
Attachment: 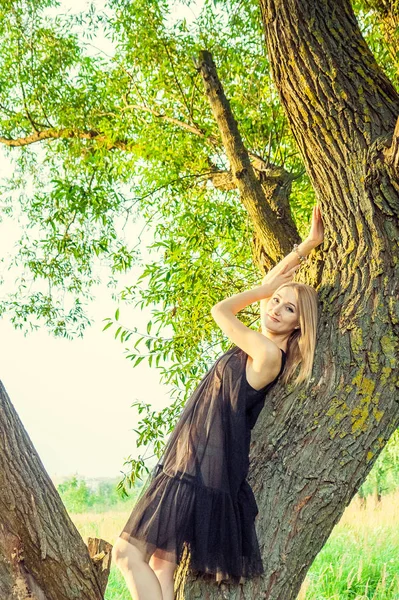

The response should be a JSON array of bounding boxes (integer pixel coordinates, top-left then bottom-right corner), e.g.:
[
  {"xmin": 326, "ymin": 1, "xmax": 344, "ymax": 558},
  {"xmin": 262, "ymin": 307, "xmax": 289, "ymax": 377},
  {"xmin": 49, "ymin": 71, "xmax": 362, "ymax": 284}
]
[
  {"xmin": 299, "ymin": 492, "xmax": 399, "ymax": 600},
  {"xmin": 70, "ymin": 506, "xmax": 132, "ymax": 599},
  {"xmin": 302, "ymin": 528, "xmax": 399, "ymax": 599},
  {"xmin": 104, "ymin": 569, "xmax": 129, "ymax": 600},
  {"xmin": 69, "ymin": 492, "xmax": 399, "ymax": 599}
]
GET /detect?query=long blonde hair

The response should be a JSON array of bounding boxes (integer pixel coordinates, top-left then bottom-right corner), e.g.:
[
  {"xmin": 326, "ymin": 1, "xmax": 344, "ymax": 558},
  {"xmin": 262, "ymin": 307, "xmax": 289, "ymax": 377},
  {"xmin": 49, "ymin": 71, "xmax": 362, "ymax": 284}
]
[{"xmin": 276, "ymin": 282, "xmax": 318, "ymax": 389}]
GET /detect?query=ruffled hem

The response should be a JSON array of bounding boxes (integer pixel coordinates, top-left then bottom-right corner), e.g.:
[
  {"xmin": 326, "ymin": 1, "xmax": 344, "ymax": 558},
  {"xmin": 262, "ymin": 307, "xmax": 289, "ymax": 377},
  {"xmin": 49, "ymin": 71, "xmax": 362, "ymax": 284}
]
[{"xmin": 119, "ymin": 467, "xmax": 264, "ymax": 583}]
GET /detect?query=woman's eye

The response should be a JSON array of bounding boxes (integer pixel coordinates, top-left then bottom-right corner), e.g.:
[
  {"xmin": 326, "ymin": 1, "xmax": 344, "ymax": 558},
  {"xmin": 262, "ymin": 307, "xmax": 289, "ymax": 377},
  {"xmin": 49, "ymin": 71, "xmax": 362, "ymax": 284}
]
[{"xmin": 273, "ymin": 298, "xmax": 294, "ymax": 312}]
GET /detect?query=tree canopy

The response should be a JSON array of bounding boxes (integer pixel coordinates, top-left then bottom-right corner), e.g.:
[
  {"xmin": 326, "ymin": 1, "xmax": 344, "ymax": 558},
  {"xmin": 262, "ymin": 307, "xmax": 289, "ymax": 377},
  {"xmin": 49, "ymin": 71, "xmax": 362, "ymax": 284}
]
[
  {"xmin": 1, "ymin": 0, "xmax": 399, "ymax": 597},
  {"xmin": 0, "ymin": 0, "xmax": 398, "ymax": 488}
]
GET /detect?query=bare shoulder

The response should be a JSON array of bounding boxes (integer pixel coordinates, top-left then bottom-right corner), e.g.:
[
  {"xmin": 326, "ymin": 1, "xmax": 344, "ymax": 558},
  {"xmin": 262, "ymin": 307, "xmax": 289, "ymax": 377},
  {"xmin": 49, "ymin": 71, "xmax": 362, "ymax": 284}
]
[
  {"xmin": 253, "ymin": 339, "xmax": 282, "ymax": 371},
  {"xmin": 246, "ymin": 341, "xmax": 283, "ymax": 390}
]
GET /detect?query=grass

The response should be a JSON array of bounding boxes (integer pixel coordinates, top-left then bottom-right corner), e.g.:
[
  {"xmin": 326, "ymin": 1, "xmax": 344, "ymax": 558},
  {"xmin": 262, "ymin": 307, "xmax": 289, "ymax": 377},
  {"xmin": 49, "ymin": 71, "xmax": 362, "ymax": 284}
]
[
  {"xmin": 71, "ymin": 504, "xmax": 131, "ymax": 599},
  {"xmin": 69, "ymin": 491, "xmax": 399, "ymax": 599},
  {"xmin": 298, "ymin": 492, "xmax": 399, "ymax": 599}
]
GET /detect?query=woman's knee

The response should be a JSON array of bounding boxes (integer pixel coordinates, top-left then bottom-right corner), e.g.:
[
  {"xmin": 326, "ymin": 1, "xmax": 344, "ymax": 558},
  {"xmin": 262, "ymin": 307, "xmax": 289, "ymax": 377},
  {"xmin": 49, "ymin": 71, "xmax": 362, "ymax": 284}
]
[
  {"xmin": 112, "ymin": 537, "xmax": 146, "ymax": 569},
  {"xmin": 149, "ymin": 551, "xmax": 177, "ymax": 575}
]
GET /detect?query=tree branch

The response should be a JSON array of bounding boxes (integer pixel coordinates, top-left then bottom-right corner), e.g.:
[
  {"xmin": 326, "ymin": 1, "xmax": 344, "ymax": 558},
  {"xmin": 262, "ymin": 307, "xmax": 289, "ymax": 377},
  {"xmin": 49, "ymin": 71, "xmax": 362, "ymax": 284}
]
[
  {"xmin": 258, "ymin": 0, "xmax": 399, "ymax": 229},
  {"xmin": 195, "ymin": 50, "xmax": 300, "ymax": 269},
  {"xmin": 364, "ymin": 0, "xmax": 399, "ymax": 68},
  {"xmin": 0, "ymin": 128, "xmax": 129, "ymax": 149},
  {"xmin": 0, "ymin": 381, "xmax": 107, "ymax": 599},
  {"xmin": 122, "ymin": 102, "xmax": 219, "ymax": 142},
  {"xmin": 0, "ymin": 100, "xmax": 287, "ymax": 202},
  {"xmin": 121, "ymin": 102, "xmax": 270, "ymax": 168},
  {"xmin": 260, "ymin": 0, "xmax": 399, "ymax": 152}
]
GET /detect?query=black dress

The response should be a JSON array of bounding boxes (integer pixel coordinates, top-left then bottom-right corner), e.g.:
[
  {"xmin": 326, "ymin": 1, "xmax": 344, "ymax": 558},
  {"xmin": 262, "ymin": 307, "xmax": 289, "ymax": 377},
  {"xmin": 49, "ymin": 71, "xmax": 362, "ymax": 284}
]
[{"xmin": 119, "ymin": 345, "xmax": 286, "ymax": 584}]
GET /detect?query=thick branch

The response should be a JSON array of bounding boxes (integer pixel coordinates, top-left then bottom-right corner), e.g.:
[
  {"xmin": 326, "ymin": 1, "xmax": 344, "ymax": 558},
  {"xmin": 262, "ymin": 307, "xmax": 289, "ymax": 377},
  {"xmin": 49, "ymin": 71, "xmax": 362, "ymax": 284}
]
[
  {"xmin": 123, "ymin": 102, "xmax": 271, "ymax": 169},
  {"xmin": 0, "ymin": 381, "xmax": 107, "ymax": 600},
  {"xmin": 208, "ymin": 165, "xmax": 297, "ymax": 196},
  {"xmin": 259, "ymin": 0, "xmax": 399, "ymax": 232},
  {"xmin": 196, "ymin": 50, "xmax": 300, "ymax": 268}
]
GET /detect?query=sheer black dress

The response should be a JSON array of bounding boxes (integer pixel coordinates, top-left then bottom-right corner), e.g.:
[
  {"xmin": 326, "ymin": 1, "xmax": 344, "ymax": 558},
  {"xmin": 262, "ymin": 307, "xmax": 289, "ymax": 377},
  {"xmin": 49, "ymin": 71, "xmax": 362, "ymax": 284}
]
[{"xmin": 119, "ymin": 345, "xmax": 286, "ymax": 584}]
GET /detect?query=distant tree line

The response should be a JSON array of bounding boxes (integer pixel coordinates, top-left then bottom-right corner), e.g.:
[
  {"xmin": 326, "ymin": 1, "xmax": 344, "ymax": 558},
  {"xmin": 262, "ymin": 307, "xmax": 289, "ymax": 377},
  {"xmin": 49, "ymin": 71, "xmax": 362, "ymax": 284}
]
[{"xmin": 56, "ymin": 475, "xmax": 143, "ymax": 513}]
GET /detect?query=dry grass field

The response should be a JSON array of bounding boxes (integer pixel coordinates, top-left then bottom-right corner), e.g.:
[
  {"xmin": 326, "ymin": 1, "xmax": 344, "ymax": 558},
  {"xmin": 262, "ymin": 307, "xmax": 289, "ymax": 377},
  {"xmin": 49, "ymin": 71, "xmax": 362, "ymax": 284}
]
[{"xmin": 70, "ymin": 490, "xmax": 399, "ymax": 599}]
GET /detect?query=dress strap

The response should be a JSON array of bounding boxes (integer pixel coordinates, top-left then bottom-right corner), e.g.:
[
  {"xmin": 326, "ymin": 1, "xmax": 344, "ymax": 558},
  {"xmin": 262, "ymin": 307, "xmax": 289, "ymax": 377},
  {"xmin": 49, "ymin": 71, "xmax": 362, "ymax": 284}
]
[{"xmin": 278, "ymin": 348, "xmax": 286, "ymax": 376}]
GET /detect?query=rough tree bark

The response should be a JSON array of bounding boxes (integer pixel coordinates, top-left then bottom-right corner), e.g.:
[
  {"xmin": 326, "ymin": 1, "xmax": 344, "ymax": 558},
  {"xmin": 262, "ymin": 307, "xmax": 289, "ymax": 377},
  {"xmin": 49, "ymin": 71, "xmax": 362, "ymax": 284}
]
[
  {"xmin": 0, "ymin": 382, "xmax": 112, "ymax": 600},
  {"xmin": 1, "ymin": 1, "xmax": 398, "ymax": 598},
  {"xmin": 175, "ymin": 1, "xmax": 399, "ymax": 599}
]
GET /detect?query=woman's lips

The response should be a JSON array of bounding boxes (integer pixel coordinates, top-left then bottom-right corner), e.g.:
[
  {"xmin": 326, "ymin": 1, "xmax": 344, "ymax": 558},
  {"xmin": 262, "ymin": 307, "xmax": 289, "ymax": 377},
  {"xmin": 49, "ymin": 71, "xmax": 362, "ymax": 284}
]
[{"xmin": 268, "ymin": 314, "xmax": 280, "ymax": 322}]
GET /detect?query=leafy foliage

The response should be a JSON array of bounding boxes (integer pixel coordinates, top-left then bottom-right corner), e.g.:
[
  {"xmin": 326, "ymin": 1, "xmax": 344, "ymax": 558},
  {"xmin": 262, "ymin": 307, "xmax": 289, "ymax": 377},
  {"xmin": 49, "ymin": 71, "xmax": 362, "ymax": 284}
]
[
  {"xmin": 353, "ymin": 1, "xmax": 399, "ymax": 90},
  {"xmin": 0, "ymin": 0, "xmax": 305, "ymax": 331},
  {"xmin": 359, "ymin": 430, "xmax": 399, "ymax": 498},
  {"xmin": 57, "ymin": 475, "xmax": 138, "ymax": 512},
  {"xmin": 1, "ymin": 0, "xmax": 397, "ymax": 485}
]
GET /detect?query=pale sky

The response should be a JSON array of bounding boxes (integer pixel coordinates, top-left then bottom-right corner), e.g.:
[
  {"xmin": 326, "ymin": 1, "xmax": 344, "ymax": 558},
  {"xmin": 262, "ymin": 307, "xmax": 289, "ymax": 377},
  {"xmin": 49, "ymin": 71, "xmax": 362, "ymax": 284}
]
[
  {"xmin": 0, "ymin": 293, "xmax": 171, "ymax": 479},
  {"xmin": 0, "ymin": 0, "xmax": 199, "ymax": 480},
  {"xmin": 0, "ymin": 197, "xmax": 173, "ymax": 479}
]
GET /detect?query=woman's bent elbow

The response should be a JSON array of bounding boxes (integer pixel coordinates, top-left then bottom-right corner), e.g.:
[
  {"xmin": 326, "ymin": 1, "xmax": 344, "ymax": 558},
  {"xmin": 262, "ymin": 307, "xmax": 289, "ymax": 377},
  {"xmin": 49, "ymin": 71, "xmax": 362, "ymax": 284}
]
[{"xmin": 211, "ymin": 303, "xmax": 221, "ymax": 316}]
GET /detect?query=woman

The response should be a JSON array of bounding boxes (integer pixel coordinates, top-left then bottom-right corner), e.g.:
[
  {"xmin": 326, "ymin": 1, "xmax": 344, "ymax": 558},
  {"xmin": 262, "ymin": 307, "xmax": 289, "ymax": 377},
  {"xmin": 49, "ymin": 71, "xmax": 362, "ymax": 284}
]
[{"xmin": 112, "ymin": 205, "xmax": 324, "ymax": 599}]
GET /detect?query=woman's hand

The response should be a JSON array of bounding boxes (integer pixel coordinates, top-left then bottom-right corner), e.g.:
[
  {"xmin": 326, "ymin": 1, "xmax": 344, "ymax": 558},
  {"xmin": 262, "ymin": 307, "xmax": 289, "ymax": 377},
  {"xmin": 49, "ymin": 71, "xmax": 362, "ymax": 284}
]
[
  {"xmin": 260, "ymin": 203, "xmax": 323, "ymax": 291},
  {"xmin": 261, "ymin": 262, "xmax": 300, "ymax": 292},
  {"xmin": 305, "ymin": 204, "xmax": 324, "ymax": 247}
]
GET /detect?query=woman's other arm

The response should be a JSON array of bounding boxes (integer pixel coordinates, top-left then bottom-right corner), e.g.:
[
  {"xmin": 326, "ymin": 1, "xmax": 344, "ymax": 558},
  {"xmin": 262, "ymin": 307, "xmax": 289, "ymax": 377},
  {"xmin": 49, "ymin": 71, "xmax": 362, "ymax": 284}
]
[{"xmin": 211, "ymin": 265, "xmax": 299, "ymax": 367}]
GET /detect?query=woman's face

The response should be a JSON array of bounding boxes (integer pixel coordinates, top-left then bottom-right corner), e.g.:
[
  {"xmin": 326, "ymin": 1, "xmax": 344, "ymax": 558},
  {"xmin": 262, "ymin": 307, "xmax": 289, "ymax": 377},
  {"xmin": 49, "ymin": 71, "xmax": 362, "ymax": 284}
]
[{"xmin": 264, "ymin": 287, "xmax": 300, "ymax": 333}]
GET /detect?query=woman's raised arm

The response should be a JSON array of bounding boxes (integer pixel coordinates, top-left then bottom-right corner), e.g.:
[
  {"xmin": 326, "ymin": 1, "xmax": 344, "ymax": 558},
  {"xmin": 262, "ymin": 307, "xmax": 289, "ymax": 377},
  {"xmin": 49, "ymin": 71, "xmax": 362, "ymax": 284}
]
[
  {"xmin": 211, "ymin": 263, "xmax": 300, "ymax": 364},
  {"xmin": 260, "ymin": 205, "xmax": 324, "ymax": 332}
]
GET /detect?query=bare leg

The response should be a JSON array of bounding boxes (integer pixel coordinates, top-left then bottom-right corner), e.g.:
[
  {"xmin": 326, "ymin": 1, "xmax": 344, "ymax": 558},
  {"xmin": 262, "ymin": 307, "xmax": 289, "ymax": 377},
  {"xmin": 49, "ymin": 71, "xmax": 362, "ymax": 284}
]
[
  {"xmin": 112, "ymin": 537, "xmax": 163, "ymax": 600},
  {"xmin": 149, "ymin": 550, "xmax": 177, "ymax": 600}
]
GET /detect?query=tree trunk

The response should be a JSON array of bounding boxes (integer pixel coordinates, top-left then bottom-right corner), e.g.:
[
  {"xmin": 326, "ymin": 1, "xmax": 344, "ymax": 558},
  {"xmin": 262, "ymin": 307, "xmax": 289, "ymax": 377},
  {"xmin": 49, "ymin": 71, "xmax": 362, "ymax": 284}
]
[
  {"xmin": 0, "ymin": 382, "xmax": 111, "ymax": 600},
  {"xmin": 177, "ymin": 1, "xmax": 399, "ymax": 598}
]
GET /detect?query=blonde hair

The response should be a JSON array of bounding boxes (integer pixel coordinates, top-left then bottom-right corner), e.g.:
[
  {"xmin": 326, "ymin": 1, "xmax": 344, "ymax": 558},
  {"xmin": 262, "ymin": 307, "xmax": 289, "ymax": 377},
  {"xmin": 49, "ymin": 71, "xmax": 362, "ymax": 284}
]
[{"xmin": 276, "ymin": 282, "xmax": 318, "ymax": 389}]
